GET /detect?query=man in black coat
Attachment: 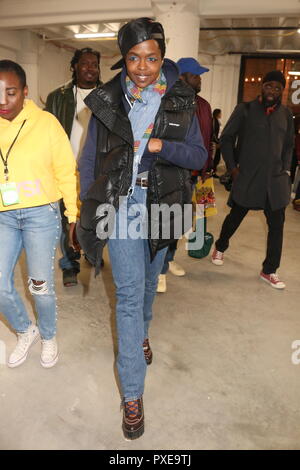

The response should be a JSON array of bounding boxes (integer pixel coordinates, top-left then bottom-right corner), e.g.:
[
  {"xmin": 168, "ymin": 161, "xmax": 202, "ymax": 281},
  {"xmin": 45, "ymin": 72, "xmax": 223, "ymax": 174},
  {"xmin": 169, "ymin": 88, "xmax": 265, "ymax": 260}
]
[{"xmin": 211, "ymin": 70, "xmax": 294, "ymax": 289}]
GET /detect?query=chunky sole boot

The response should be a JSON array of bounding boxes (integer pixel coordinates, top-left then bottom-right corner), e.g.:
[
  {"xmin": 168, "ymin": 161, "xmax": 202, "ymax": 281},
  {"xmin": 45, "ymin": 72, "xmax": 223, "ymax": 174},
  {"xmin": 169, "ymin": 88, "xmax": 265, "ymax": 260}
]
[{"xmin": 122, "ymin": 397, "xmax": 144, "ymax": 440}]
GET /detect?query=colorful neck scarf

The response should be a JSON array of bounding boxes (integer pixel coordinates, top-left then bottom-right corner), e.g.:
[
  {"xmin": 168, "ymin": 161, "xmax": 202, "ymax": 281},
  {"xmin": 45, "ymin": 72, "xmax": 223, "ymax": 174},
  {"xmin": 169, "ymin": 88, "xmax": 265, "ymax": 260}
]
[{"xmin": 125, "ymin": 71, "xmax": 167, "ymax": 192}]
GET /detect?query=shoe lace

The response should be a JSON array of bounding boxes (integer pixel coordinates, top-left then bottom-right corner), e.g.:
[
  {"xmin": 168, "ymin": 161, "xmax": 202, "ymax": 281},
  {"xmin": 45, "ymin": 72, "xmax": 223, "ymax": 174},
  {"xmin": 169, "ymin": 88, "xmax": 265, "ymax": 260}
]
[
  {"xmin": 42, "ymin": 340, "xmax": 56, "ymax": 355},
  {"xmin": 15, "ymin": 333, "xmax": 31, "ymax": 353},
  {"xmin": 124, "ymin": 400, "xmax": 139, "ymax": 418},
  {"xmin": 270, "ymin": 273, "xmax": 280, "ymax": 282},
  {"xmin": 214, "ymin": 250, "xmax": 223, "ymax": 259}
]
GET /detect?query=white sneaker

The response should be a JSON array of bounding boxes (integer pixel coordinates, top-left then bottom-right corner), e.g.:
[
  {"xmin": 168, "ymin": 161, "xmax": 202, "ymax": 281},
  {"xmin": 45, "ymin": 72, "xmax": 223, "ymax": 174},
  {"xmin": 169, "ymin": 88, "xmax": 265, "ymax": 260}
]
[
  {"xmin": 41, "ymin": 337, "xmax": 58, "ymax": 368},
  {"xmin": 8, "ymin": 324, "xmax": 40, "ymax": 368},
  {"xmin": 211, "ymin": 248, "xmax": 224, "ymax": 266},
  {"xmin": 157, "ymin": 274, "xmax": 167, "ymax": 293},
  {"xmin": 169, "ymin": 261, "xmax": 186, "ymax": 276}
]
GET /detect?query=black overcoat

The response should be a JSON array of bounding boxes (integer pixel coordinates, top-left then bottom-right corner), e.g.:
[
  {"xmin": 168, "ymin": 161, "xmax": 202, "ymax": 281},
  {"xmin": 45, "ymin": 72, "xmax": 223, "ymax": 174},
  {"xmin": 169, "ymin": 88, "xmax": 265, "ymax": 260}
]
[{"xmin": 220, "ymin": 98, "xmax": 294, "ymax": 210}]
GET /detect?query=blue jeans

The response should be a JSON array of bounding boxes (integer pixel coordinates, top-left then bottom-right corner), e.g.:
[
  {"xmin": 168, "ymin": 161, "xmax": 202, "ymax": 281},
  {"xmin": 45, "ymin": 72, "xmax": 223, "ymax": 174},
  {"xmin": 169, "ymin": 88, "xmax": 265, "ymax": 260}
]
[
  {"xmin": 108, "ymin": 186, "xmax": 167, "ymax": 401},
  {"xmin": 161, "ymin": 240, "xmax": 178, "ymax": 274},
  {"xmin": 0, "ymin": 203, "xmax": 61, "ymax": 340}
]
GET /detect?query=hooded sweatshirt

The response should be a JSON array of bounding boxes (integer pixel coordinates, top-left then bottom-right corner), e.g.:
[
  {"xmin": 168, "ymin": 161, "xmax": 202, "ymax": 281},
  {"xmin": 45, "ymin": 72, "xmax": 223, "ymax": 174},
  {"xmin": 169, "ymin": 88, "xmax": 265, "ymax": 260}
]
[{"xmin": 0, "ymin": 99, "xmax": 77, "ymax": 222}]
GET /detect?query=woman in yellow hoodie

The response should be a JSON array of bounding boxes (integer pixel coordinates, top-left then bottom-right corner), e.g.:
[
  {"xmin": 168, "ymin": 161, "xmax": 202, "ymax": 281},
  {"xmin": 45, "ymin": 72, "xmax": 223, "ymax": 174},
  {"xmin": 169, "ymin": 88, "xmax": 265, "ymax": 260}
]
[{"xmin": 0, "ymin": 60, "xmax": 77, "ymax": 368}]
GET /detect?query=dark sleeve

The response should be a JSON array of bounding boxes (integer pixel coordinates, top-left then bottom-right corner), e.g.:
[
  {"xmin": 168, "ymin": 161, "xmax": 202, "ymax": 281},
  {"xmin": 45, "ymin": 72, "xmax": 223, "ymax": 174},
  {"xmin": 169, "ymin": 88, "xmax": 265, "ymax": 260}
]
[
  {"xmin": 45, "ymin": 90, "xmax": 56, "ymax": 115},
  {"xmin": 201, "ymin": 101, "xmax": 214, "ymax": 173},
  {"xmin": 220, "ymin": 103, "xmax": 246, "ymax": 171},
  {"xmin": 78, "ymin": 115, "xmax": 98, "ymax": 200},
  {"xmin": 143, "ymin": 115, "xmax": 207, "ymax": 170},
  {"xmin": 213, "ymin": 118, "xmax": 220, "ymax": 142},
  {"xmin": 282, "ymin": 109, "xmax": 295, "ymax": 171},
  {"xmin": 296, "ymin": 135, "xmax": 300, "ymax": 163}
]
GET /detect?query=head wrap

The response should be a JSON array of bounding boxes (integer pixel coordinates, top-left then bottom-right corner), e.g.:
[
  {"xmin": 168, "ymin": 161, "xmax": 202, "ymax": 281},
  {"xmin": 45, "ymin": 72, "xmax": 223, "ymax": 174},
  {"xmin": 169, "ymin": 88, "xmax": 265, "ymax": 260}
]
[
  {"xmin": 111, "ymin": 17, "xmax": 165, "ymax": 70},
  {"xmin": 262, "ymin": 70, "xmax": 286, "ymax": 88}
]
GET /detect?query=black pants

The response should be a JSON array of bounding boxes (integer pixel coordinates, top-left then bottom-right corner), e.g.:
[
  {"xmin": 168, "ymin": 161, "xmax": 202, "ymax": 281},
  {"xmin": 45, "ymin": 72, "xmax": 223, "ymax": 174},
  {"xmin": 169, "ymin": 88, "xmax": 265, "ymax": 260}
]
[
  {"xmin": 59, "ymin": 200, "xmax": 80, "ymax": 273},
  {"xmin": 295, "ymin": 180, "xmax": 300, "ymax": 200},
  {"xmin": 213, "ymin": 147, "xmax": 221, "ymax": 173},
  {"xmin": 215, "ymin": 201, "xmax": 285, "ymax": 274}
]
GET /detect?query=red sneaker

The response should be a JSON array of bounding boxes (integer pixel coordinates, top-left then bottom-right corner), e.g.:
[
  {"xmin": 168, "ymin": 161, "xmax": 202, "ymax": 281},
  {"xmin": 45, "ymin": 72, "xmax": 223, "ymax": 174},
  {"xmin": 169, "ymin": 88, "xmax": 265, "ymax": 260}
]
[
  {"xmin": 260, "ymin": 272, "xmax": 285, "ymax": 289},
  {"xmin": 211, "ymin": 248, "xmax": 224, "ymax": 266}
]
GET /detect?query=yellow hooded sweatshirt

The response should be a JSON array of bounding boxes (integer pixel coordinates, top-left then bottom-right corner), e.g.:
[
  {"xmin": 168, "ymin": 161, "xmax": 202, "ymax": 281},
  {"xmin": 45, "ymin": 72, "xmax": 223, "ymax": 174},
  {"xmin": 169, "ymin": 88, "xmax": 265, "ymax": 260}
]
[{"xmin": 0, "ymin": 99, "xmax": 77, "ymax": 223}]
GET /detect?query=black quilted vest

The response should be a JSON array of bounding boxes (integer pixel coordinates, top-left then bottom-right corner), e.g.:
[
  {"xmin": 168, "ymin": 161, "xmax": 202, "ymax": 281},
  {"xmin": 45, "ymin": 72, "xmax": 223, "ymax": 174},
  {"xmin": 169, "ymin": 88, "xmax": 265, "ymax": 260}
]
[{"xmin": 78, "ymin": 70, "xmax": 196, "ymax": 270}]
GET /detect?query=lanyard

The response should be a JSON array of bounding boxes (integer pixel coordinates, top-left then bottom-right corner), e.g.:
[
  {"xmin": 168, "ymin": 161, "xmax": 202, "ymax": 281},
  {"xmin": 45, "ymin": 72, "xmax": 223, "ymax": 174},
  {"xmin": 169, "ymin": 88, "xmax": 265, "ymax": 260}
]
[{"xmin": 0, "ymin": 120, "xmax": 26, "ymax": 181}]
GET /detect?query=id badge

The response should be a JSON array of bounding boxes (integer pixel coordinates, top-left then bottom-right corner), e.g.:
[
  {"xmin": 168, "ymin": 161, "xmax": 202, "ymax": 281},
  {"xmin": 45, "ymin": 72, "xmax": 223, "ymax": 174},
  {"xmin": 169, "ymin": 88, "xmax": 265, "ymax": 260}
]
[{"xmin": 0, "ymin": 182, "xmax": 20, "ymax": 206}]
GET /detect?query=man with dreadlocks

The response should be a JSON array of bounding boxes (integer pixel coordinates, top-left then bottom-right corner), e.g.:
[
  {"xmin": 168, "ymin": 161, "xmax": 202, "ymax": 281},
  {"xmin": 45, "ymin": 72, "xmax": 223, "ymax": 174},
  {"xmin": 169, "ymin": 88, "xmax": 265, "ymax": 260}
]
[{"xmin": 46, "ymin": 48, "xmax": 101, "ymax": 286}]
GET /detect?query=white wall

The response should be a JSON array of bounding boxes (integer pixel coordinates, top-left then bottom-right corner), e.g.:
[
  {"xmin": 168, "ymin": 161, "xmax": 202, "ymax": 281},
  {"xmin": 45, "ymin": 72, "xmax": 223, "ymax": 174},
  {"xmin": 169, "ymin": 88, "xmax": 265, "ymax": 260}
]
[
  {"xmin": 198, "ymin": 53, "xmax": 241, "ymax": 124},
  {"xmin": 0, "ymin": 30, "xmax": 73, "ymax": 107},
  {"xmin": 0, "ymin": 46, "xmax": 16, "ymax": 61},
  {"xmin": 100, "ymin": 57, "xmax": 120, "ymax": 84},
  {"xmin": 38, "ymin": 43, "xmax": 73, "ymax": 106}
]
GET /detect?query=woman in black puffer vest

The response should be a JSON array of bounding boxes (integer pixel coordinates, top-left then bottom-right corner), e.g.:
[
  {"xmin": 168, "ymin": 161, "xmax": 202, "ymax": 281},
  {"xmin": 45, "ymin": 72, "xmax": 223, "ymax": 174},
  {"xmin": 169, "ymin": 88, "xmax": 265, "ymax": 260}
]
[{"xmin": 77, "ymin": 18, "xmax": 207, "ymax": 440}]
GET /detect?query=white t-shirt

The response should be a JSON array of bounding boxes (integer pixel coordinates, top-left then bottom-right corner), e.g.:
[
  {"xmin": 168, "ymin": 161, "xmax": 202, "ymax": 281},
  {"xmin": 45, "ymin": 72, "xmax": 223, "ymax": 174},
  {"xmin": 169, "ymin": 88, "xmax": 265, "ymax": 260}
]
[{"xmin": 70, "ymin": 86, "xmax": 94, "ymax": 159}]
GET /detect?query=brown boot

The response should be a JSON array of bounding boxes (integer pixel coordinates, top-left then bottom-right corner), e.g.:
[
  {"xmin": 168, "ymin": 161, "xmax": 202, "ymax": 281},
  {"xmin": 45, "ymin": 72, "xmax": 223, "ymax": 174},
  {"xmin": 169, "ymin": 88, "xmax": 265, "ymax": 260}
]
[
  {"xmin": 143, "ymin": 338, "xmax": 153, "ymax": 365},
  {"xmin": 122, "ymin": 397, "xmax": 144, "ymax": 440}
]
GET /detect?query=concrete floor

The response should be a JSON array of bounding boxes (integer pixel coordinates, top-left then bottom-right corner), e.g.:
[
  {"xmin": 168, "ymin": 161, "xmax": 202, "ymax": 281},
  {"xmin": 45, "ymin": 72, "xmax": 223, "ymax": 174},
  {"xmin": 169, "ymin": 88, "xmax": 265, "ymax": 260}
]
[{"xmin": 0, "ymin": 178, "xmax": 300, "ymax": 450}]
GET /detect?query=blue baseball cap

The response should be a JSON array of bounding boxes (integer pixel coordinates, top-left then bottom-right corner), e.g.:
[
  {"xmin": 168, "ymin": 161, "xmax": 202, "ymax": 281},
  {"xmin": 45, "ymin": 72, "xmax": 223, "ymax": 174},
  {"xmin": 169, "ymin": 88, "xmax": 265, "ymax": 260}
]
[{"xmin": 177, "ymin": 57, "xmax": 209, "ymax": 75}]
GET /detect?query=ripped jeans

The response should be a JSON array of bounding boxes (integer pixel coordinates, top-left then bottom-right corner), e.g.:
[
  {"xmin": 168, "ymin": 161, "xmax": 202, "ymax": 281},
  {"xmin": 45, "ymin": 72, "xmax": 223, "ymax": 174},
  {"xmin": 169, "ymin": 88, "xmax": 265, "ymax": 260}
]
[{"xmin": 0, "ymin": 203, "xmax": 61, "ymax": 340}]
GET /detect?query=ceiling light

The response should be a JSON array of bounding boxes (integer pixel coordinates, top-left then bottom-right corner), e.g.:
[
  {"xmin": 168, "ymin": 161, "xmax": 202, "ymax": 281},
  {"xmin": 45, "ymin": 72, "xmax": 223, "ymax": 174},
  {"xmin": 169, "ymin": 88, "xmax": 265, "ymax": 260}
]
[
  {"xmin": 288, "ymin": 71, "xmax": 300, "ymax": 75},
  {"xmin": 298, "ymin": 28, "xmax": 300, "ymax": 33},
  {"xmin": 74, "ymin": 32, "xmax": 116, "ymax": 39}
]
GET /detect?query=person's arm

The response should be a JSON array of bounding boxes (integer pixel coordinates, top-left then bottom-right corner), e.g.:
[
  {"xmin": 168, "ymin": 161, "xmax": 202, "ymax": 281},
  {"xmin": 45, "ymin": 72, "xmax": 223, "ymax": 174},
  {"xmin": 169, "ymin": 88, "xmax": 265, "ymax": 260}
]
[
  {"xmin": 220, "ymin": 103, "xmax": 246, "ymax": 174},
  {"xmin": 49, "ymin": 117, "xmax": 77, "ymax": 223},
  {"xmin": 45, "ymin": 90, "xmax": 56, "ymax": 115},
  {"xmin": 296, "ymin": 134, "xmax": 300, "ymax": 165},
  {"xmin": 78, "ymin": 115, "xmax": 98, "ymax": 200},
  {"xmin": 200, "ymin": 101, "xmax": 214, "ymax": 177},
  {"xmin": 146, "ymin": 115, "xmax": 207, "ymax": 170},
  {"xmin": 281, "ymin": 109, "xmax": 295, "ymax": 172}
]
